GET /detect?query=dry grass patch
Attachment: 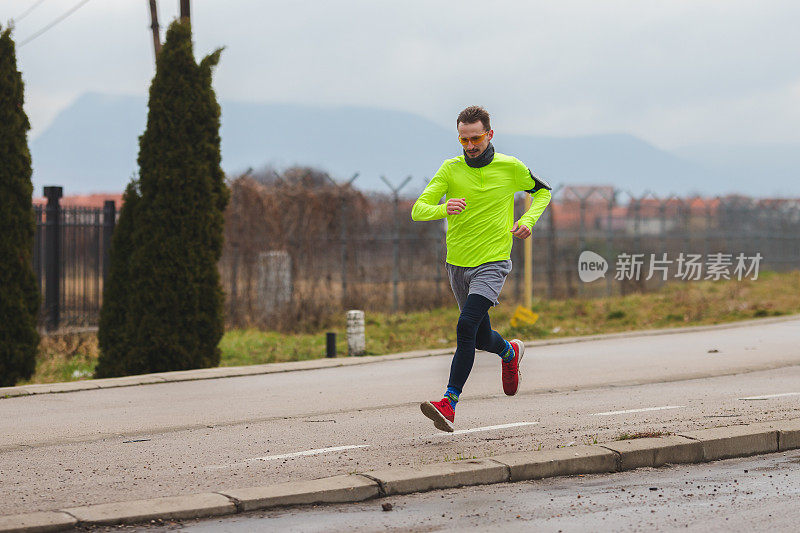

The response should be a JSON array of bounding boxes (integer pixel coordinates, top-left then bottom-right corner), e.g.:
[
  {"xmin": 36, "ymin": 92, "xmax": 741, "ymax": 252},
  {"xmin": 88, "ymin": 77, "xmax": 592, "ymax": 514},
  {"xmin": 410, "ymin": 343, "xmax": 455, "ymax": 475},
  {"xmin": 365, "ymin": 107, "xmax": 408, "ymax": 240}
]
[
  {"xmin": 616, "ymin": 431, "xmax": 673, "ymax": 441},
  {"xmin": 21, "ymin": 333, "xmax": 98, "ymax": 385}
]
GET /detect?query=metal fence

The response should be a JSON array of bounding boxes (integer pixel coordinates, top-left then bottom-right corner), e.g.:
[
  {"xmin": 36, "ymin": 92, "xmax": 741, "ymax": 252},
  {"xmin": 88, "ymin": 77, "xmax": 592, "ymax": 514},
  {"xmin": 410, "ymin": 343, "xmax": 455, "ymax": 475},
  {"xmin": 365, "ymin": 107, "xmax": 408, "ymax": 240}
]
[
  {"xmin": 34, "ymin": 183, "xmax": 800, "ymax": 330},
  {"xmin": 33, "ymin": 187, "xmax": 115, "ymax": 331},
  {"xmin": 517, "ymin": 186, "xmax": 800, "ymax": 300},
  {"xmin": 218, "ymin": 178, "xmax": 800, "ymax": 327}
]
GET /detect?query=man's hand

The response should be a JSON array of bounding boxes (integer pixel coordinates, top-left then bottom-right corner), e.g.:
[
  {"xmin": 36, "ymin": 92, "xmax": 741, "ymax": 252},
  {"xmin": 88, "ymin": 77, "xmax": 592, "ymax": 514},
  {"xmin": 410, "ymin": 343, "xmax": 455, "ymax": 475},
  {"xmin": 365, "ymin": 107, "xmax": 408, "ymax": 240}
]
[
  {"xmin": 446, "ymin": 198, "xmax": 466, "ymax": 215},
  {"xmin": 510, "ymin": 221, "xmax": 531, "ymax": 239}
]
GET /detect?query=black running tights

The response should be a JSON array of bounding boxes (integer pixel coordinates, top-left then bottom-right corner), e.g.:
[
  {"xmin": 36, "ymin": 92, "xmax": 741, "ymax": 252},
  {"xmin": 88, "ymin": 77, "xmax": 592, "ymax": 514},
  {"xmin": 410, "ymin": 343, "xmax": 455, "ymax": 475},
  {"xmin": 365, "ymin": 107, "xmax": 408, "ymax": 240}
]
[{"xmin": 447, "ymin": 293, "xmax": 508, "ymax": 394}]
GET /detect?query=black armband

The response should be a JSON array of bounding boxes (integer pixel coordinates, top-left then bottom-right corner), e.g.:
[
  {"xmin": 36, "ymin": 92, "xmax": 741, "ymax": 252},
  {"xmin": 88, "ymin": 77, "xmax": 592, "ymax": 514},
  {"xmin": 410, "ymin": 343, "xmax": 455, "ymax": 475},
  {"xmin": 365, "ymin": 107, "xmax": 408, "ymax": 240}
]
[{"xmin": 525, "ymin": 169, "xmax": 552, "ymax": 193}]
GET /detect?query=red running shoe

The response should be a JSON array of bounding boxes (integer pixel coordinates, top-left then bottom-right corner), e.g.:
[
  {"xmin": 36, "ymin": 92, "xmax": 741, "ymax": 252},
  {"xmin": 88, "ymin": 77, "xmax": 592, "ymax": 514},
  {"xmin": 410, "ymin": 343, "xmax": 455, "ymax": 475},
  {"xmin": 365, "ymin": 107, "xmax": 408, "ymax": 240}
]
[
  {"xmin": 502, "ymin": 339, "xmax": 525, "ymax": 396},
  {"xmin": 420, "ymin": 398, "xmax": 455, "ymax": 432}
]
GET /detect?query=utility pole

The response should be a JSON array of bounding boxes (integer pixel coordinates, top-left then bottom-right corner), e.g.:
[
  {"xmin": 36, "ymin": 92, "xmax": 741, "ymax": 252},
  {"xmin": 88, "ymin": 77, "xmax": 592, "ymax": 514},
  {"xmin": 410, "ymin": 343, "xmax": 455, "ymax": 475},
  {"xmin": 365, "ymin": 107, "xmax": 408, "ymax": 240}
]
[
  {"xmin": 524, "ymin": 193, "xmax": 533, "ymax": 308},
  {"xmin": 148, "ymin": 0, "xmax": 161, "ymax": 62},
  {"xmin": 180, "ymin": 0, "xmax": 190, "ymax": 22}
]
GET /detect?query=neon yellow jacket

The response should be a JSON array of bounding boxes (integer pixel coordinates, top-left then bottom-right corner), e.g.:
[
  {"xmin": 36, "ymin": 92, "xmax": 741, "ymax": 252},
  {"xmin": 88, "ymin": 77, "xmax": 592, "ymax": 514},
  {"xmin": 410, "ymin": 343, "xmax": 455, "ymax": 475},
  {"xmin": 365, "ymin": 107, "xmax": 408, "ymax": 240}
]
[{"xmin": 411, "ymin": 152, "xmax": 551, "ymax": 268}]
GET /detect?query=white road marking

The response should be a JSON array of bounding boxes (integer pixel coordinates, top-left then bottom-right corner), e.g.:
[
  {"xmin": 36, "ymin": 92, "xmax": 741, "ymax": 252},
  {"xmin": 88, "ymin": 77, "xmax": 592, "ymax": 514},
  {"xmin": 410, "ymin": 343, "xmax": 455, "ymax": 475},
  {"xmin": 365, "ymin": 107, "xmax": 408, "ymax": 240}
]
[
  {"xmin": 424, "ymin": 421, "xmax": 539, "ymax": 438},
  {"xmin": 248, "ymin": 445, "xmax": 370, "ymax": 462},
  {"xmin": 590, "ymin": 405, "xmax": 684, "ymax": 416},
  {"xmin": 739, "ymin": 392, "xmax": 800, "ymax": 400},
  {"xmin": 204, "ymin": 444, "xmax": 369, "ymax": 470}
]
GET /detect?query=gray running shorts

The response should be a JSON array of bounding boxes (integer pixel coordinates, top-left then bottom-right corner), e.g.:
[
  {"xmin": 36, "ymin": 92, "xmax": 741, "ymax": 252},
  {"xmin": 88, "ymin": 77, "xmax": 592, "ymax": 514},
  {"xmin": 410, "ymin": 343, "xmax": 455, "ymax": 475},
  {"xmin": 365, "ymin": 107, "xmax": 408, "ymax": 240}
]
[{"xmin": 446, "ymin": 260, "xmax": 512, "ymax": 310}]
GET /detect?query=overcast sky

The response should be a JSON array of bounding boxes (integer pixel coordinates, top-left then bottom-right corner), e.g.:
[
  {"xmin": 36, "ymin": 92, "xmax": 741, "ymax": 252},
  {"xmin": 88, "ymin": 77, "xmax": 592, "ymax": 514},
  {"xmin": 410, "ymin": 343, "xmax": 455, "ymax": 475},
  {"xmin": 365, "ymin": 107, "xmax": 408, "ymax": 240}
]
[{"xmin": 3, "ymin": 0, "xmax": 799, "ymax": 148}]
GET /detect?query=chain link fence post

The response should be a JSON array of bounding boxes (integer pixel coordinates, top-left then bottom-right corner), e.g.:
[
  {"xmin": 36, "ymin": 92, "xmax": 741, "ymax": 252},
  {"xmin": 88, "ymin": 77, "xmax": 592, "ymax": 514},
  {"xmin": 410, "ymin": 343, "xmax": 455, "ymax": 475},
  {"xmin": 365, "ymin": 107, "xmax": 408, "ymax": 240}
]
[
  {"xmin": 381, "ymin": 175, "xmax": 412, "ymax": 313},
  {"xmin": 327, "ymin": 173, "xmax": 359, "ymax": 307}
]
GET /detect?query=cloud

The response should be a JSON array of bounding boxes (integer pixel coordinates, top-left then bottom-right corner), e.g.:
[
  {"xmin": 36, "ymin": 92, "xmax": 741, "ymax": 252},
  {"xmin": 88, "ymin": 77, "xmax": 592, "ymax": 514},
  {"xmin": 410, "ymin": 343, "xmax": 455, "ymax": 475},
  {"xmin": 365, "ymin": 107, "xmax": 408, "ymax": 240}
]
[{"xmin": 4, "ymin": 0, "xmax": 799, "ymax": 146}]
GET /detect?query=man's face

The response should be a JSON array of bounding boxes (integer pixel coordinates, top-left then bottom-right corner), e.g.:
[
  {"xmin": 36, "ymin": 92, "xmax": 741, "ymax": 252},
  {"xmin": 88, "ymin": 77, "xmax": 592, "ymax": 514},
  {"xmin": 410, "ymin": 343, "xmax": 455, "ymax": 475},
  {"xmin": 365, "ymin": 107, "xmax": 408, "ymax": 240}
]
[{"xmin": 457, "ymin": 121, "xmax": 493, "ymax": 159}]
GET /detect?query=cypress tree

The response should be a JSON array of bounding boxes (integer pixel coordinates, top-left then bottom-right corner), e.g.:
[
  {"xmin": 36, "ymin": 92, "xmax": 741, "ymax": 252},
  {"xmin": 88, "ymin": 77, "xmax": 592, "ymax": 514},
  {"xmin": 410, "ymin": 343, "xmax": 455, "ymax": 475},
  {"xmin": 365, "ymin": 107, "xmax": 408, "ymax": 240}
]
[
  {"xmin": 0, "ymin": 26, "xmax": 40, "ymax": 386},
  {"xmin": 95, "ymin": 181, "xmax": 142, "ymax": 378},
  {"xmin": 97, "ymin": 20, "xmax": 227, "ymax": 376}
]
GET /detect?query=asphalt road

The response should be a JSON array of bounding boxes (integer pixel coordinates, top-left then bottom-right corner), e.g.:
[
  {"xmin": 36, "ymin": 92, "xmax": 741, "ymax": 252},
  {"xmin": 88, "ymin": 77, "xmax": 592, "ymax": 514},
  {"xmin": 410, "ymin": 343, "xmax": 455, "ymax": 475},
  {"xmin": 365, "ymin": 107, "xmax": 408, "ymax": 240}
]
[
  {"xmin": 169, "ymin": 449, "xmax": 800, "ymax": 532},
  {"xmin": 2, "ymin": 317, "xmax": 799, "ymax": 516}
]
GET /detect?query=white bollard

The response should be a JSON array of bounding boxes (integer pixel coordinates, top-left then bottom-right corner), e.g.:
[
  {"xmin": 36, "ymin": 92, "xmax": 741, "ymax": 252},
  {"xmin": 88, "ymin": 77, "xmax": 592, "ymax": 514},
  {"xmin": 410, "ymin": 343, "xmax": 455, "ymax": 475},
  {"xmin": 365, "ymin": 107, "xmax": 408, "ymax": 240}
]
[{"xmin": 346, "ymin": 310, "xmax": 366, "ymax": 356}]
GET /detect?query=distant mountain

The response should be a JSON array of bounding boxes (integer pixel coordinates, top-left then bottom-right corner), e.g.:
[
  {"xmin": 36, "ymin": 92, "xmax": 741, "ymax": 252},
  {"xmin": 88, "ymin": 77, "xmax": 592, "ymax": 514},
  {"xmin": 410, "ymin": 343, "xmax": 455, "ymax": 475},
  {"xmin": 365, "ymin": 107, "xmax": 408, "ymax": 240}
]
[
  {"xmin": 29, "ymin": 93, "xmax": 799, "ymax": 198},
  {"xmin": 672, "ymin": 143, "xmax": 800, "ymax": 198},
  {"xmin": 31, "ymin": 93, "xmax": 148, "ymax": 195}
]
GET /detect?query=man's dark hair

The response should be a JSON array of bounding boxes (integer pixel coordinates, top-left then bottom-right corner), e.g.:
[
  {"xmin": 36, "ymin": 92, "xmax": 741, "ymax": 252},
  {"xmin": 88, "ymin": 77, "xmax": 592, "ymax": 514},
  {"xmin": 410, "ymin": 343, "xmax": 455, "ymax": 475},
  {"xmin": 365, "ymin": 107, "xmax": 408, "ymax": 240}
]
[{"xmin": 457, "ymin": 105, "xmax": 491, "ymax": 131}]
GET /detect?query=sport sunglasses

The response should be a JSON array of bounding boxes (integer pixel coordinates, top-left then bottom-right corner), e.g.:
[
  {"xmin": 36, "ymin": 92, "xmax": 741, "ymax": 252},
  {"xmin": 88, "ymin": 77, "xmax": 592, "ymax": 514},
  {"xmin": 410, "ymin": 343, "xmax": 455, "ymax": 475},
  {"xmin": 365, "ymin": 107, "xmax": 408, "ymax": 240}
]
[{"xmin": 457, "ymin": 132, "xmax": 489, "ymax": 146}]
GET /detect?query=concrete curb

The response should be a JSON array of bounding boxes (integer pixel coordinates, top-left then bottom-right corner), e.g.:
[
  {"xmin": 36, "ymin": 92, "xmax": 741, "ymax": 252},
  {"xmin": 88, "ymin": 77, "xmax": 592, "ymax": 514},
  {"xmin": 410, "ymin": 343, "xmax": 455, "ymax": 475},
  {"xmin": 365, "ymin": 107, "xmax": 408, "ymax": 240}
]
[
  {"xmin": 217, "ymin": 475, "xmax": 379, "ymax": 511},
  {"xmin": 492, "ymin": 445, "xmax": 618, "ymax": 481},
  {"xmin": 600, "ymin": 435, "xmax": 703, "ymax": 469},
  {"xmin": 775, "ymin": 418, "xmax": 800, "ymax": 450},
  {"xmin": 63, "ymin": 493, "xmax": 235, "ymax": 526},
  {"xmin": 1, "ymin": 418, "xmax": 798, "ymax": 532},
  {"xmin": 678, "ymin": 424, "xmax": 779, "ymax": 461},
  {"xmin": 0, "ymin": 511, "xmax": 76, "ymax": 533},
  {"xmin": 2, "ymin": 314, "xmax": 798, "ymax": 399},
  {"xmin": 364, "ymin": 458, "xmax": 508, "ymax": 496}
]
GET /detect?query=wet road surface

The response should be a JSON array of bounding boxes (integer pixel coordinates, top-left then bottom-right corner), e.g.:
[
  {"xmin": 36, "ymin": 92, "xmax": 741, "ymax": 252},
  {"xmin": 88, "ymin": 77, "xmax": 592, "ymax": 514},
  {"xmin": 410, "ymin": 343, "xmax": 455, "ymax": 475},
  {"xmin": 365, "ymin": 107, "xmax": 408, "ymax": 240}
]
[{"xmin": 140, "ymin": 449, "xmax": 800, "ymax": 532}]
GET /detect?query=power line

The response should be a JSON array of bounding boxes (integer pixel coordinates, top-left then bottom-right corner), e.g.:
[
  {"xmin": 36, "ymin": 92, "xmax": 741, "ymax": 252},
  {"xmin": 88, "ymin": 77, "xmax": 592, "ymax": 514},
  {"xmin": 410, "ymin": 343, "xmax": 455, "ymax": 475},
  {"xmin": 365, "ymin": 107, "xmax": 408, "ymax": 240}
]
[
  {"xmin": 13, "ymin": 0, "xmax": 49, "ymax": 23},
  {"xmin": 19, "ymin": 0, "xmax": 92, "ymax": 47}
]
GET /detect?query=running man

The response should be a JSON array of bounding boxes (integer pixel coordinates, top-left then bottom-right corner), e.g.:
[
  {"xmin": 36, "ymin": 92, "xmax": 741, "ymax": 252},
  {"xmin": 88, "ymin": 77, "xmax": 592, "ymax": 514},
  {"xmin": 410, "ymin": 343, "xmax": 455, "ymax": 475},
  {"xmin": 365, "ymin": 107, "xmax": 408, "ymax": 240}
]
[{"xmin": 411, "ymin": 105, "xmax": 552, "ymax": 432}]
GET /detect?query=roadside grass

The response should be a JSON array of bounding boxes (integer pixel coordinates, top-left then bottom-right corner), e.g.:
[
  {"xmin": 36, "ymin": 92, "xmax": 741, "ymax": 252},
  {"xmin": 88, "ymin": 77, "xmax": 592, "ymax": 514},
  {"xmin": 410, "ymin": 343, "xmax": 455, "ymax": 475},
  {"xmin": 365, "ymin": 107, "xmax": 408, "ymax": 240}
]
[
  {"xmin": 503, "ymin": 270, "xmax": 800, "ymax": 341},
  {"xmin": 581, "ymin": 434, "xmax": 599, "ymax": 445},
  {"xmin": 443, "ymin": 452, "xmax": 479, "ymax": 462},
  {"xmin": 219, "ymin": 306, "xmax": 460, "ymax": 366},
  {"xmin": 21, "ymin": 334, "xmax": 99, "ymax": 385},
  {"xmin": 20, "ymin": 270, "xmax": 800, "ymax": 385}
]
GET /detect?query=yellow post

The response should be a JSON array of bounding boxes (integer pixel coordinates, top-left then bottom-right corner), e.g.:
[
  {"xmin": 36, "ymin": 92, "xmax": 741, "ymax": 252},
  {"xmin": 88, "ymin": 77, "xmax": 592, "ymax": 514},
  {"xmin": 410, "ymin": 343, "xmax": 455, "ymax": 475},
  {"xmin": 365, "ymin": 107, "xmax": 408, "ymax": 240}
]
[{"xmin": 524, "ymin": 192, "xmax": 533, "ymax": 308}]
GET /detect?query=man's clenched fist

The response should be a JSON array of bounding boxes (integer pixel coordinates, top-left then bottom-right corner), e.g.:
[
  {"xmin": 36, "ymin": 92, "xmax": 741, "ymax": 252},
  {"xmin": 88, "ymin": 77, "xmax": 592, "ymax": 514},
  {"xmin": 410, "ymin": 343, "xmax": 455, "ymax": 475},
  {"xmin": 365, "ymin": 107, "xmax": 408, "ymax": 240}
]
[
  {"xmin": 510, "ymin": 221, "xmax": 531, "ymax": 239},
  {"xmin": 446, "ymin": 198, "xmax": 466, "ymax": 215}
]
